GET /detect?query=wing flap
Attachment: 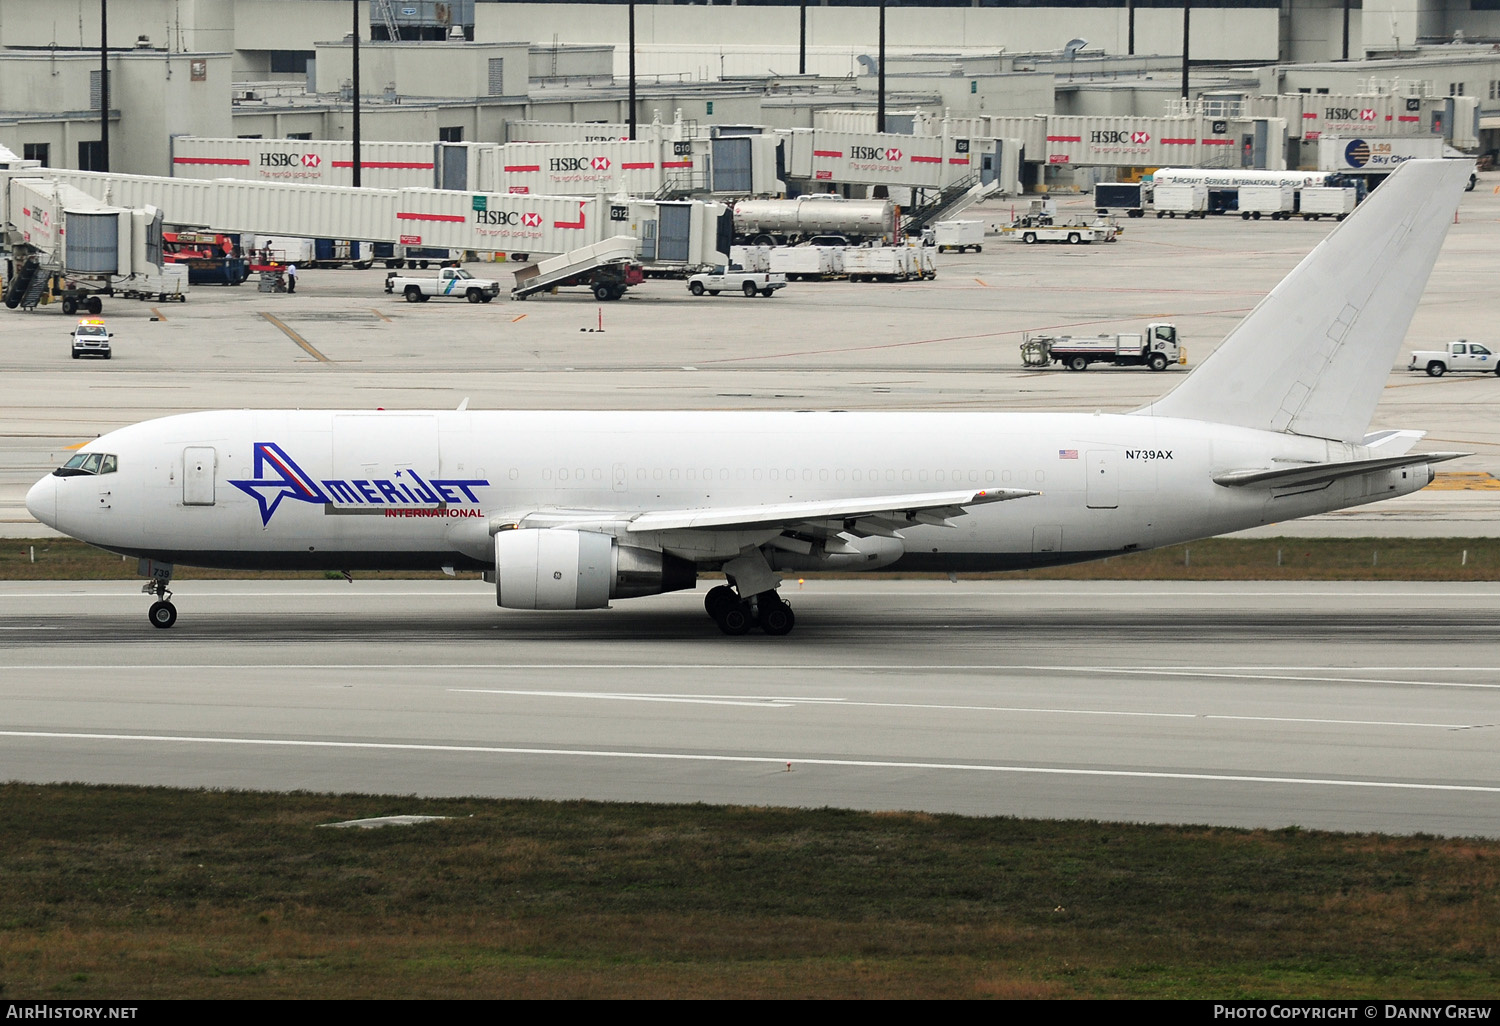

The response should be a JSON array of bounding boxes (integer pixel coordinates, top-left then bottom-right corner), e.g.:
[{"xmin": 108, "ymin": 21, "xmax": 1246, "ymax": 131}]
[{"xmin": 1213, "ymin": 452, "xmax": 1468, "ymax": 489}]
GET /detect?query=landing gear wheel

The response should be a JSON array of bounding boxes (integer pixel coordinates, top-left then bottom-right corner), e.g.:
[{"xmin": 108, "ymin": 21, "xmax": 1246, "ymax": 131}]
[
  {"xmin": 148, "ymin": 600, "xmax": 178, "ymax": 629},
  {"xmin": 758, "ymin": 596, "xmax": 795, "ymax": 636},
  {"xmin": 716, "ymin": 603, "xmax": 753, "ymax": 636},
  {"xmin": 704, "ymin": 585, "xmax": 738, "ymax": 619}
]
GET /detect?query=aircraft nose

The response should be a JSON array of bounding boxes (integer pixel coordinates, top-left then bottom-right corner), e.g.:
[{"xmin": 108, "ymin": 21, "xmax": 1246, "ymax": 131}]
[{"xmin": 25, "ymin": 474, "xmax": 57, "ymax": 529}]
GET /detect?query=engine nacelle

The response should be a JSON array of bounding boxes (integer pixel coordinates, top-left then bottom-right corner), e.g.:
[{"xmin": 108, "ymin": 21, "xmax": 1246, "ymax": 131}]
[{"xmin": 494, "ymin": 529, "xmax": 696, "ymax": 609}]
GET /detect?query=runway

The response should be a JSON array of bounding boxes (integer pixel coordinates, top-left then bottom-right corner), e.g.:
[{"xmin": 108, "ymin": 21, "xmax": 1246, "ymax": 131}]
[{"xmin": 2, "ymin": 579, "xmax": 1497, "ymax": 838}]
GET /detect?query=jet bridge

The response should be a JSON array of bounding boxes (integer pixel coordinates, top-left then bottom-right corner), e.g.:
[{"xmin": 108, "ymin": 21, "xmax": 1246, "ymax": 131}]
[
  {"xmin": 1, "ymin": 168, "xmax": 730, "ymax": 291},
  {"xmin": 2, "ymin": 177, "xmax": 163, "ymax": 313}
]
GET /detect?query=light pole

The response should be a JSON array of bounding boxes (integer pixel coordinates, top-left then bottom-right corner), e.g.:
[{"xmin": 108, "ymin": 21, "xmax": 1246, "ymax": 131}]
[
  {"xmin": 99, "ymin": 0, "xmax": 109, "ymax": 172},
  {"xmin": 352, "ymin": 0, "xmax": 362, "ymax": 187}
]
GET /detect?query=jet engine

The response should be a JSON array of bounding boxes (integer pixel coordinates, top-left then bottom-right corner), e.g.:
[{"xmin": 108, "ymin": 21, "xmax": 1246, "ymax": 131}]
[{"xmin": 494, "ymin": 529, "xmax": 696, "ymax": 609}]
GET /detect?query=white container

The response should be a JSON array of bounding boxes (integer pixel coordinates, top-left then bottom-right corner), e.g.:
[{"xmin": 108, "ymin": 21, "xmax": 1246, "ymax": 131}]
[
  {"xmin": 1237, "ymin": 184, "xmax": 1295, "ymax": 219},
  {"xmin": 1297, "ymin": 186, "xmax": 1357, "ymax": 220},
  {"xmin": 934, "ymin": 220, "xmax": 984, "ymax": 252},
  {"xmin": 1152, "ymin": 183, "xmax": 1208, "ymax": 217}
]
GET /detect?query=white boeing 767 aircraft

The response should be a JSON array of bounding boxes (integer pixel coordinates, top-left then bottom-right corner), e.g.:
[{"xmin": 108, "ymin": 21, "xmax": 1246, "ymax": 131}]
[{"xmin": 26, "ymin": 160, "xmax": 1471, "ymax": 636}]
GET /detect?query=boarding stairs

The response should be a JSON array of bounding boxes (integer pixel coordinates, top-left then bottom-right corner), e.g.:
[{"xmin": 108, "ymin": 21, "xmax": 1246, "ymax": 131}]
[
  {"xmin": 511, "ymin": 236, "xmax": 638, "ymax": 299},
  {"xmin": 900, "ymin": 171, "xmax": 1001, "ymax": 237}
]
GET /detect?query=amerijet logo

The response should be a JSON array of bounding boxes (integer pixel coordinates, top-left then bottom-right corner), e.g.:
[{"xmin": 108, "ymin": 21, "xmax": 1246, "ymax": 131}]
[{"xmin": 229, "ymin": 442, "xmax": 489, "ymax": 525}]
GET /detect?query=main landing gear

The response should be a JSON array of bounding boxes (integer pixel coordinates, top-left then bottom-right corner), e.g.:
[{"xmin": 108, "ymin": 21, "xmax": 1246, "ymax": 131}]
[
  {"xmin": 142, "ymin": 567, "xmax": 177, "ymax": 628},
  {"xmin": 704, "ymin": 584, "xmax": 795, "ymax": 636}
]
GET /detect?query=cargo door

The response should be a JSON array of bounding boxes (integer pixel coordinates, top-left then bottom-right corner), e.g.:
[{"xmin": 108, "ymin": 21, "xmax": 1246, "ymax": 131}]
[
  {"xmin": 183, "ymin": 446, "xmax": 216, "ymax": 506},
  {"xmin": 658, "ymin": 203, "xmax": 692, "ymax": 263},
  {"xmin": 1086, "ymin": 451, "xmax": 1118, "ymax": 509}
]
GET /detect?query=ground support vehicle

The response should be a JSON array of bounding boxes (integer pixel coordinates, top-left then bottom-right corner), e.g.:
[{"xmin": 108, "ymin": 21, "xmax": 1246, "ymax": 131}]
[
  {"xmin": 1021, "ymin": 322, "xmax": 1181, "ymax": 371},
  {"xmin": 162, "ymin": 232, "xmax": 248, "ymax": 285},
  {"xmin": 512, "ymin": 238, "xmax": 641, "ymax": 301},
  {"xmin": 1238, "ymin": 185, "xmax": 1296, "ymax": 221},
  {"xmin": 1298, "ymin": 187, "xmax": 1357, "ymax": 221},
  {"xmin": 115, "ymin": 265, "xmax": 188, "ymax": 303},
  {"xmin": 934, "ymin": 220, "xmax": 985, "ymax": 253},
  {"xmin": 385, "ymin": 267, "xmax": 501, "ymax": 303},
  {"xmin": 1153, "ymin": 184, "xmax": 1209, "ymax": 218},
  {"xmin": 1001, "ymin": 217, "xmax": 1112, "ymax": 245},
  {"xmin": 687, "ymin": 265, "xmax": 787, "ymax": 297},
  {"xmin": 68, "ymin": 318, "xmax": 112, "ymax": 359},
  {"xmin": 1408, "ymin": 340, "xmax": 1499, "ymax": 376}
]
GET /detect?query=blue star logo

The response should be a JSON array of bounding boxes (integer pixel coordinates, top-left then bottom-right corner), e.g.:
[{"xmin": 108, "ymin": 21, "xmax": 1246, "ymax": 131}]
[{"xmin": 229, "ymin": 443, "xmax": 329, "ymax": 525}]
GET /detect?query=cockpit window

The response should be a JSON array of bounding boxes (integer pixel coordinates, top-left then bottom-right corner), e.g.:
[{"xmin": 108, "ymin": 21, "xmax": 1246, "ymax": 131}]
[{"xmin": 54, "ymin": 452, "xmax": 117, "ymax": 477}]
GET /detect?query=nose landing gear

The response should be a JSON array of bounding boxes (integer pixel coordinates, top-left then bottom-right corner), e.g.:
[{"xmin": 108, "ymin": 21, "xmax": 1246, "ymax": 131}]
[{"xmin": 140, "ymin": 562, "xmax": 178, "ymax": 629}]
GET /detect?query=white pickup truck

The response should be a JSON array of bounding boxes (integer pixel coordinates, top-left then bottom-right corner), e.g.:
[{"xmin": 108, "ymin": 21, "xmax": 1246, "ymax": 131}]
[
  {"xmin": 1408, "ymin": 340, "xmax": 1499, "ymax": 377},
  {"xmin": 687, "ymin": 265, "xmax": 787, "ymax": 298},
  {"xmin": 384, "ymin": 267, "xmax": 501, "ymax": 304}
]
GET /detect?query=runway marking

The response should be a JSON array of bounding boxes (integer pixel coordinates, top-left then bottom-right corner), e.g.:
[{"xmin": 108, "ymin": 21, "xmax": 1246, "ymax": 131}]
[
  {"xmin": 451, "ymin": 688, "xmax": 1193, "ymax": 717},
  {"xmin": 259, "ymin": 312, "xmax": 333, "ymax": 364},
  {"xmin": 453, "ymin": 689, "xmax": 798, "ymax": 708},
  {"xmin": 3, "ymin": 730, "xmax": 1497, "ymax": 795},
  {"xmin": 451, "ymin": 690, "xmax": 1487, "ymax": 730}
]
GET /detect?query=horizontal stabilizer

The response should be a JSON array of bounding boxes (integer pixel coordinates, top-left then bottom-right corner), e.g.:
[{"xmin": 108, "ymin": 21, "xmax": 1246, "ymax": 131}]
[{"xmin": 1213, "ymin": 452, "xmax": 1468, "ymax": 489}]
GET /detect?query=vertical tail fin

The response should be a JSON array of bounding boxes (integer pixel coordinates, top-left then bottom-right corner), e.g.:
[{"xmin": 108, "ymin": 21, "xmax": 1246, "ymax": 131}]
[{"xmin": 1141, "ymin": 159, "xmax": 1469, "ymax": 443}]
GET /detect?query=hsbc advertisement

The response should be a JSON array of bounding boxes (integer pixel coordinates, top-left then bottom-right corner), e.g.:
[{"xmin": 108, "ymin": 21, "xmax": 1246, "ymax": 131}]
[
  {"xmin": 798, "ymin": 130, "xmax": 969, "ymax": 188},
  {"xmin": 1297, "ymin": 95, "xmax": 1427, "ymax": 141},
  {"xmin": 170, "ymin": 138, "xmax": 437, "ymax": 190},
  {"xmin": 1044, "ymin": 116, "xmax": 1231, "ymax": 167},
  {"xmin": 390, "ymin": 190, "xmax": 603, "ymax": 252},
  {"xmin": 494, "ymin": 140, "xmax": 690, "ymax": 196}
]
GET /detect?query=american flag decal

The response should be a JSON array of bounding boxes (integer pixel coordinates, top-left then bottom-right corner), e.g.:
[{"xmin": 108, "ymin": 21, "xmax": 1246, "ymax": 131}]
[{"xmin": 1059, "ymin": 449, "xmax": 1079, "ymax": 459}]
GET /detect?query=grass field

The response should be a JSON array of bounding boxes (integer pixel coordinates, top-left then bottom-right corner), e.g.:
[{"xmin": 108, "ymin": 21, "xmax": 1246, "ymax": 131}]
[
  {"xmin": 1, "ymin": 784, "xmax": 1497, "ymax": 1000},
  {"xmin": 5, "ymin": 537, "xmax": 1500, "ymax": 582}
]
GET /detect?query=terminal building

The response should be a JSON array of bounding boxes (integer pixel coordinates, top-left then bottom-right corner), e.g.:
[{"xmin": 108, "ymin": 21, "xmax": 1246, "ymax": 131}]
[{"xmin": 1, "ymin": 0, "xmax": 1498, "ymax": 186}]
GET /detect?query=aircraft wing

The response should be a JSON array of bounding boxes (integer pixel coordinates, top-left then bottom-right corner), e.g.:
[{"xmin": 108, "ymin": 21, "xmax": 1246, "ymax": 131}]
[
  {"xmin": 1213, "ymin": 452, "xmax": 1468, "ymax": 489},
  {"xmin": 506, "ymin": 487, "xmax": 1038, "ymax": 538},
  {"xmin": 623, "ymin": 487, "xmax": 1038, "ymax": 535}
]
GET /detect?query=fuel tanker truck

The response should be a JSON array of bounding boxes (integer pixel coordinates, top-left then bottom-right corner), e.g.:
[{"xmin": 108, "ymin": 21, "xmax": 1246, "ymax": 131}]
[{"xmin": 731, "ymin": 196, "xmax": 896, "ymax": 245}]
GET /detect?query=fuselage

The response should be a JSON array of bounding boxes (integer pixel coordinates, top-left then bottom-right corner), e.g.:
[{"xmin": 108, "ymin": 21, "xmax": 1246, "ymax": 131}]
[{"xmin": 25, "ymin": 409, "xmax": 1422, "ymax": 574}]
